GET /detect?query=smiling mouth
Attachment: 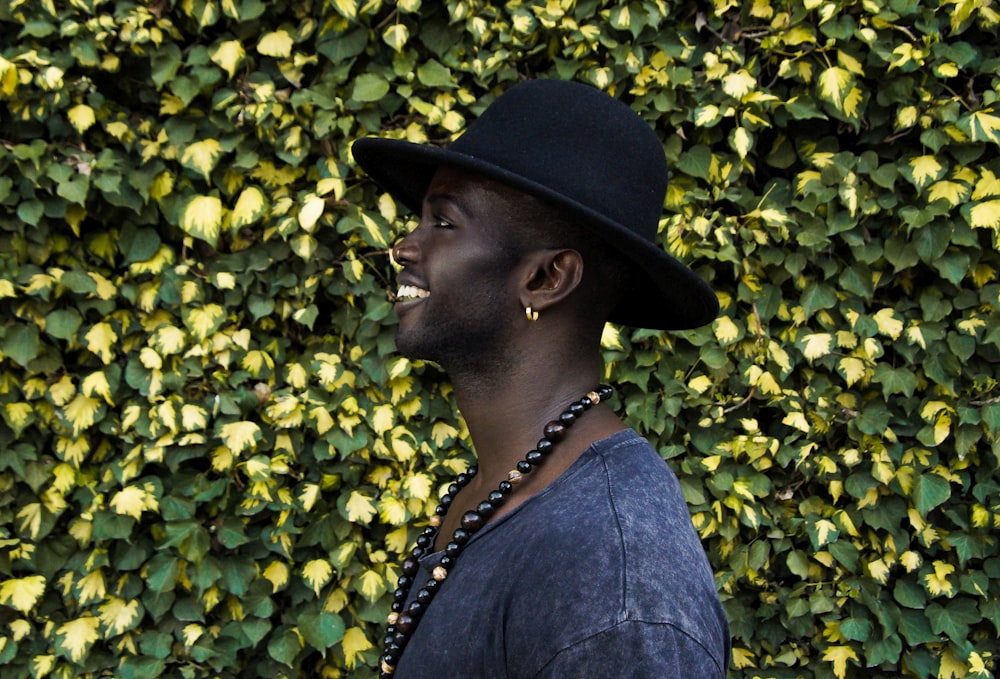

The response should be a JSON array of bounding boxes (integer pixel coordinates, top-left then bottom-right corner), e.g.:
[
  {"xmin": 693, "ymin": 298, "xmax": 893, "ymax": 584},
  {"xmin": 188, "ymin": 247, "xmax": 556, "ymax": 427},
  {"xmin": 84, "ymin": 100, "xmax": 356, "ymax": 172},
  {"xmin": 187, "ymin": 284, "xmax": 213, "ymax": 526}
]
[{"xmin": 395, "ymin": 284, "xmax": 429, "ymax": 302}]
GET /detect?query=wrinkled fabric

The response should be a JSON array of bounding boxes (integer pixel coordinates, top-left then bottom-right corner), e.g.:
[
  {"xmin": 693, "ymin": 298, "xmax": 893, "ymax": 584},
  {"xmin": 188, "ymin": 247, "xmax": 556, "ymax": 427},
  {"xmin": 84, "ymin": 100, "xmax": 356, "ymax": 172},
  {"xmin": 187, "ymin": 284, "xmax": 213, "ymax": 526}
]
[{"xmin": 394, "ymin": 430, "xmax": 730, "ymax": 678}]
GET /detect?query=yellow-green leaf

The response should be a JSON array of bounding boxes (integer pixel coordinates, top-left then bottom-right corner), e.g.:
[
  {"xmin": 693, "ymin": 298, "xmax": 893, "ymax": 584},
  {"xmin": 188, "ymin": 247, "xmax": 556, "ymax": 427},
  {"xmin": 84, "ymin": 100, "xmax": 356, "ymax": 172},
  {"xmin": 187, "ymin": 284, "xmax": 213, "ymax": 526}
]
[
  {"xmin": 344, "ymin": 490, "xmax": 377, "ymax": 524},
  {"xmin": 342, "ymin": 626, "xmax": 373, "ymax": 670},
  {"xmin": 0, "ymin": 575, "xmax": 46, "ymax": 613},
  {"xmin": 969, "ymin": 199, "xmax": 1000, "ymax": 229},
  {"xmin": 110, "ymin": 486, "xmax": 147, "ymax": 520},
  {"xmin": 802, "ymin": 333, "xmax": 832, "ymax": 361},
  {"xmin": 67, "ymin": 104, "xmax": 96, "ymax": 134},
  {"xmin": 722, "ymin": 70, "xmax": 755, "ymax": 100},
  {"xmin": 838, "ymin": 356, "xmax": 868, "ymax": 386},
  {"xmin": 210, "ymin": 40, "xmax": 245, "ymax": 78},
  {"xmin": 910, "ymin": 155, "xmax": 944, "ymax": 189},
  {"xmin": 302, "ymin": 558, "xmax": 332, "ymax": 596},
  {"xmin": 63, "ymin": 393, "xmax": 102, "ymax": 437},
  {"xmin": 263, "ymin": 561, "xmax": 290, "ymax": 592},
  {"xmin": 220, "ymin": 421, "xmax": 261, "ymax": 453},
  {"xmin": 181, "ymin": 139, "xmax": 223, "ymax": 181},
  {"xmin": 873, "ymin": 308, "xmax": 903, "ymax": 340},
  {"xmin": 258, "ymin": 30, "xmax": 294, "ymax": 57},
  {"xmin": 822, "ymin": 645, "xmax": 859, "ymax": 679},
  {"xmin": 356, "ymin": 569, "xmax": 384, "ymax": 603},
  {"xmin": 84, "ymin": 322, "xmax": 117, "ymax": 364},
  {"xmin": 714, "ymin": 316, "xmax": 739, "ymax": 345},
  {"xmin": 55, "ymin": 616, "xmax": 100, "ymax": 662},
  {"xmin": 232, "ymin": 186, "xmax": 267, "ymax": 228},
  {"xmin": 98, "ymin": 597, "xmax": 141, "ymax": 636},
  {"xmin": 180, "ymin": 195, "xmax": 223, "ymax": 245},
  {"xmin": 152, "ymin": 325, "xmax": 186, "ymax": 355},
  {"xmin": 185, "ymin": 303, "xmax": 226, "ymax": 341},
  {"xmin": 298, "ymin": 193, "xmax": 325, "ymax": 232}
]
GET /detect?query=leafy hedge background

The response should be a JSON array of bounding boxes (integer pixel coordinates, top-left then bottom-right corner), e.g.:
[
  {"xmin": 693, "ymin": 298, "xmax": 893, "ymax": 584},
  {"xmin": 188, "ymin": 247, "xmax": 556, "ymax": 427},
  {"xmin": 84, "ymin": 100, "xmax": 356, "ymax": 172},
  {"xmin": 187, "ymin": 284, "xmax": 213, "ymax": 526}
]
[{"xmin": 1, "ymin": 0, "xmax": 998, "ymax": 677}]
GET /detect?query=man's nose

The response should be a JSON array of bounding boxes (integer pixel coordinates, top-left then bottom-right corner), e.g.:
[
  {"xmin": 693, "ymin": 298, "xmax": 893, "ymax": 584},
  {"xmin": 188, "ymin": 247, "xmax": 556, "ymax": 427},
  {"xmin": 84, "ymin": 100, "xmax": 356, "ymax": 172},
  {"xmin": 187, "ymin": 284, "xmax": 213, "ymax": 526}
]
[{"xmin": 392, "ymin": 231, "xmax": 419, "ymax": 266}]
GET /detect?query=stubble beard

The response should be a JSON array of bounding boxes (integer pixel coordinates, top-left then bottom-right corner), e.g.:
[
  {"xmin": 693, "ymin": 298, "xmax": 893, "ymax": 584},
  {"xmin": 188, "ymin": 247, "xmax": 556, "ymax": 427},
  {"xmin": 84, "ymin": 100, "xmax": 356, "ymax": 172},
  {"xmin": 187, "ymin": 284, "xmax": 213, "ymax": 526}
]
[{"xmin": 394, "ymin": 291, "xmax": 517, "ymax": 389}]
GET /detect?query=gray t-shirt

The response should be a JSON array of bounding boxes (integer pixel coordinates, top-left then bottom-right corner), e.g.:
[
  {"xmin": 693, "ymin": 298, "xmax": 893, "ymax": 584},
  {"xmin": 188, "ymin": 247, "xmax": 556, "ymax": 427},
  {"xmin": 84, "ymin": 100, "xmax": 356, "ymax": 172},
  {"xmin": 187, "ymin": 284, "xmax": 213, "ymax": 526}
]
[{"xmin": 395, "ymin": 429, "xmax": 730, "ymax": 678}]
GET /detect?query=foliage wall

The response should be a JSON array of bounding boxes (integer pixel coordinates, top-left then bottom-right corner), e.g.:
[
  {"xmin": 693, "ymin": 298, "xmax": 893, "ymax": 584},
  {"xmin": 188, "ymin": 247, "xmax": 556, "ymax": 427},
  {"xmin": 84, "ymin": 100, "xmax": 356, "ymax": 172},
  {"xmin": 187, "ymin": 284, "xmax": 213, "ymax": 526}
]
[{"xmin": 1, "ymin": 0, "xmax": 998, "ymax": 677}]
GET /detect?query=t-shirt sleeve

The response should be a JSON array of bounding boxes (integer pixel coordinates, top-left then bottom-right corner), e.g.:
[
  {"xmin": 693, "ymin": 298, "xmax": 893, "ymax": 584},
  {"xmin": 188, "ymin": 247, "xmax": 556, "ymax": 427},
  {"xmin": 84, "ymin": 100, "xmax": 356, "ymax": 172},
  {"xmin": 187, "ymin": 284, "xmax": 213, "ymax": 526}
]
[{"xmin": 529, "ymin": 619, "xmax": 727, "ymax": 679}]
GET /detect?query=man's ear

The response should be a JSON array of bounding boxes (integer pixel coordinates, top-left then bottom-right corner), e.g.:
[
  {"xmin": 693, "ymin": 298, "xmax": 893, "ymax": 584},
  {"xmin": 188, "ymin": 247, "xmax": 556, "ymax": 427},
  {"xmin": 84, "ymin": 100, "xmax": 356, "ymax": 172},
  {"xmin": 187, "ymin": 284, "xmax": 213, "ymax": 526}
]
[{"xmin": 519, "ymin": 248, "xmax": 584, "ymax": 313}]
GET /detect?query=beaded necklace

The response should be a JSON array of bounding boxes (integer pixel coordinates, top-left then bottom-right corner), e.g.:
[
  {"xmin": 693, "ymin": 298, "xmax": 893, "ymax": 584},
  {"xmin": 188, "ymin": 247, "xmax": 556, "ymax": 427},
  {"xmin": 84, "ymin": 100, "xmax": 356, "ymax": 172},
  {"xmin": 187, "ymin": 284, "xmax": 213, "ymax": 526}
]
[{"xmin": 378, "ymin": 385, "xmax": 614, "ymax": 677}]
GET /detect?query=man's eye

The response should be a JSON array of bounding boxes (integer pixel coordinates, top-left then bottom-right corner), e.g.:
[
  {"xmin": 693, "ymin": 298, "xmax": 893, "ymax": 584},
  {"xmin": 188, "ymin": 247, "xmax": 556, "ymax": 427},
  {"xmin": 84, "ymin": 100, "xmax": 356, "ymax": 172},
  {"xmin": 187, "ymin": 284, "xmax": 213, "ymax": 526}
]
[{"xmin": 432, "ymin": 217, "xmax": 454, "ymax": 229}]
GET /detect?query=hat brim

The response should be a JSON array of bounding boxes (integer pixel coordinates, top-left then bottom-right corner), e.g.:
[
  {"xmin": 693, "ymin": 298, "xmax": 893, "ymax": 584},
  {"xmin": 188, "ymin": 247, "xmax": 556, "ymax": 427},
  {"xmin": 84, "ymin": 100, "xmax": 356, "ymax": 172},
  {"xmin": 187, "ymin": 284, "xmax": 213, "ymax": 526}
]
[{"xmin": 353, "ymin": 137, "xmax": 719, "ymax": 331}]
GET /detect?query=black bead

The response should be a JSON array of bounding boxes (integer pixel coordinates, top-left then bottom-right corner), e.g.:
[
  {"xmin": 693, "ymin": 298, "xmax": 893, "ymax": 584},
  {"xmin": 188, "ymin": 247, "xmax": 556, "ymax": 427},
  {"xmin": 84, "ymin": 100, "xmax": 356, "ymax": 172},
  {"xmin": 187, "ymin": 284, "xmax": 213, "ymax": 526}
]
[
  {"xmin": 525, "ymin": 450, "xmax": 543, "ymax": 465},
  {"xmin": 452, "ymin": 529, "xmax": 470, "ymax": 545},
  {"xmin": 411, "ymin": 546, "xmax": 424, "ymax": 559},
  {"xmin": 416, "ymin": 534, "xmax": 431, "ymax": 548},
  {"xmin": 435, "ymin": 505, "xmax": 447, "ymax": 515},
  {"xmin": 396, "ymin": 614, "xmax": 414, "ymax": 633},
  {"xmin": 476, "ymin": 501, "xmax": 495, "ymax": 517},
  {"xmin": 461, "ymin": 511, "xmax": 484, "ymax": 531},
  {"xmin": 467, "ymin": 465, "xmax": 478, "ymax": 477},
  {"xmin": 516, "ymin": 460, "xmax": 531, "ymax": 473},
  {"xmin": 391, "ymin": 600, "xmax": 404, "ymax": 613},
  {"xmin": 498, "ymin": 481, "xmax": 512, "ymax": 494},
  {"xmin": 423, "ymin": 525, "xmax": 437, "ymax": 536},
  {"xmin": 393, "ymin": 587, "xmax": 407, "ymax": 601},
  {"xmin": 425, "ymin": 578, "xmax": 440, "ymax": 593},
  {"xmin": 396, "ymin": 575, "xmax": 412, "ymax": 590},
  {"xmin": 543, "ymin": 421, "xmax": 566, "ymax": 441},
  {"xmin": 407, "ymin": 600, "xmax": 424, "ymax": 618},
  {"xmin": 440, "ymin": 494, "xmax": 453, "ymax": 508},
  {"xmin": 455, "ymin": 473, "xmax": 469, "ymax": 487},
  {"xmin": 439, "ymin": 555, "xmax": 454, "ymax": 569},
  {"xmin": 401, "ymin": 556, "xmax": 419, "ymax": 576},
  {"xmin": 536, "ymin": 439, "xmax": 554, "ymax": 455},
  {"xmin": 447, "ymin": 483, "xmax": 460, "ymax": 495},
  {"xmin": 488, "ymin": 490, "xmax": 506, "ymax": 506},
  {"xmin": 598, "ymin": 385, "xmax": 614, "ymax": 399},
  {"xmin": 415, "ymin": 588, "xmax": 432, "ymax": 604},
  {"xmin": 393, "ymin": 631, "xmax": 408, "ymax": 648},
  {"xmin": 445, "ymin": 541, "xmax": 463, "ymax": 557},
  {"xmin": 580, "ymin": 396, "xmax": 592, "ymax": 408},
  {"xmin": 569, "ymin": 402, "xmax": 585, "ymax": 416},
  {"xmin": 559, "ymin": 411, "xmax": 576, "ymax": 426}
]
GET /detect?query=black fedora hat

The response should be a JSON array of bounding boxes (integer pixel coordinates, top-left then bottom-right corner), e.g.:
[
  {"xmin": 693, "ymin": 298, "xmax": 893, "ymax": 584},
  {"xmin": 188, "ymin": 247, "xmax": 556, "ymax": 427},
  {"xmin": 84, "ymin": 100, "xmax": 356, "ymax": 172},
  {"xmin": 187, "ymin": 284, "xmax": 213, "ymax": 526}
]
[{"xmin": 351, "ymin": 78, "xmax": 718, "ymax": 330}]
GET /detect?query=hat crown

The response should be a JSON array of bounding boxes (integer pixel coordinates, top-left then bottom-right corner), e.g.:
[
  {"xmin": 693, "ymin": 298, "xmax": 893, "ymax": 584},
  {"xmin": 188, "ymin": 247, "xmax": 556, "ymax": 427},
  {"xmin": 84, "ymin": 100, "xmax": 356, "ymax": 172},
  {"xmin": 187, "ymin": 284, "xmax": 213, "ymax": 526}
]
[{"xmin": 450, "ymin": 80, "xmax": 667, "ymax": 243}]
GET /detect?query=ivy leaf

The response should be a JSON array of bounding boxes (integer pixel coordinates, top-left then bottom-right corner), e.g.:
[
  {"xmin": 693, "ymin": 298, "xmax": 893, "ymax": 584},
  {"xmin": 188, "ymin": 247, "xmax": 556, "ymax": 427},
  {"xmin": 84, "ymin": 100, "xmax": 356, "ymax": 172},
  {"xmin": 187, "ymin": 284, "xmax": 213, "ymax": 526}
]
[
  {"xmin": 926, "ymin": 599, "xmax": 982, "ymax": 643},
  {"xmin": 257, "ymin": 30, "xmax": 294, "ymax": 57},
  {"xmin": 98, "ymin": 597, "xmax": 142, "ymax": 636},
  {"xmin": 0, "ymin": 575, "xmax": 46, "ymax": 613},
  {"xmin": 912, "ymin": 473, "xmax": 951, "ymax": 517},
  {"xmin": 55, "ymin": 616, "xmax": 100, "ymax": 662},
  {"xmin": 822, "ymin": 644, "xmax": 859, "ymax": 679},
  {"xmin": 297, "ymin": 611, "xmax": 345, "ymax": 652},
  {"xmin": 301, "ymin": 559, "xmax": 333, "ymax": 596},
  {"xmin": 231, "ymin": 186, "xmax": 267, "ymax": 228},
  {"xmin": 67, "ymin": 104, "xmax": 96, "ymax": 133},
  {"xmin": 181, "ymin": 140, "xmax": 223, "ymax": 181},
  {"xmin": 210, "ymin": 40, "xmax": 246, "ymax": 78},
  {"xmin": 4, "ymin": 324, "xmax": 40, "ymax": 368},
  {"xmin": 967, "ymin": 199, "xmax": 1000, "ymax": 229},
  {"xmin": 351, "ymin": 74, "xmax": 389, "ymax": 102},
  {"xmin": 180, "ymin": 195, "xmax": 223, "ymax": 246},
  {"xmin": 344, "ymin": 490, "xmax": 377, "ymax": 524},
  {"xmin": 341, "ymin": 627, "xmax": 373, "ymax": 670},
  {"xmin": 220, "ymin": 421, "xmax": 261, "ymax": 454}
]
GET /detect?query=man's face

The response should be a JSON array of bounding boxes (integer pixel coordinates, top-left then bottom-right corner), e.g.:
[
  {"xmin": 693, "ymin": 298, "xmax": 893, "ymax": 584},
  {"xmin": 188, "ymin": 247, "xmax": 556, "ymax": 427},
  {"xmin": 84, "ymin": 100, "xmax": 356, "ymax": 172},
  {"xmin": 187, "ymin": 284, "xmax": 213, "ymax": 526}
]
[{"xmin": 391, "ymin": 167, "xmax": 525, "ymax": 371}]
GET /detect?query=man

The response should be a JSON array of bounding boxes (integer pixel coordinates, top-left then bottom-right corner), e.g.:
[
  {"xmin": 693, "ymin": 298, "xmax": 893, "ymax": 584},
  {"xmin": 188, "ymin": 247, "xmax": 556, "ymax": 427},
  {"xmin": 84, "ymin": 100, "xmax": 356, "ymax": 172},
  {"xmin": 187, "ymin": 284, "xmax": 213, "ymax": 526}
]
[{"xmin": 352, "ymin": 79, "xmax": 730, "ymax": 678}]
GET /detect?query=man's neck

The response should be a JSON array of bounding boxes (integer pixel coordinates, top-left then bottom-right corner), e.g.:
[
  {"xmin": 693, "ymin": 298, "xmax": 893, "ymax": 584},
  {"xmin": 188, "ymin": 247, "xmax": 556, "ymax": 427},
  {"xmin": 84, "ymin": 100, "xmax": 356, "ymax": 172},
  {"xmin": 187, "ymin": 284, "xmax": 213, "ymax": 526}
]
[{"xmin": 445, "ymin": 344, "xmax": 624, "ymax": 486}]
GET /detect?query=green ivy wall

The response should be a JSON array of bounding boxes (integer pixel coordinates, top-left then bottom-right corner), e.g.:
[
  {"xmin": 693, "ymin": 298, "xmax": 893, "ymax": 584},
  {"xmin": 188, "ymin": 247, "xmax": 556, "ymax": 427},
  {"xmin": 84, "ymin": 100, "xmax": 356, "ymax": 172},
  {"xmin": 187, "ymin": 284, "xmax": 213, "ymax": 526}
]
[{"xmin": 0, "ymin": 0, "xmax": 998, "ymax": 677}]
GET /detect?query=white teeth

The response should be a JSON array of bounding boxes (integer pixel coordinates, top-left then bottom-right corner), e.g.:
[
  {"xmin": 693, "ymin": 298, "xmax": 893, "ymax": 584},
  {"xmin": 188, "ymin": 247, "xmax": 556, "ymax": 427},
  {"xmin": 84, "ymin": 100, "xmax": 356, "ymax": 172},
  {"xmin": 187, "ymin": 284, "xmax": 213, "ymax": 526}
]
[{"xmin": 396, "ymin": 284, "xmax": 429, "ymax": 301}]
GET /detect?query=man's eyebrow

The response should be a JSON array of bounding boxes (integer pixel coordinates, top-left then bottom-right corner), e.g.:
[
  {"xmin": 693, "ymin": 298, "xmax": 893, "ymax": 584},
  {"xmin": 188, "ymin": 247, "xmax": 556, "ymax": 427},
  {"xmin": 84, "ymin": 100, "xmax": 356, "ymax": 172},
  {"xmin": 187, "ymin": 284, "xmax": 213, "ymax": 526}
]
[{"xmin": 423, "ymin": 191, "xmax": 472, "ymax": 218}]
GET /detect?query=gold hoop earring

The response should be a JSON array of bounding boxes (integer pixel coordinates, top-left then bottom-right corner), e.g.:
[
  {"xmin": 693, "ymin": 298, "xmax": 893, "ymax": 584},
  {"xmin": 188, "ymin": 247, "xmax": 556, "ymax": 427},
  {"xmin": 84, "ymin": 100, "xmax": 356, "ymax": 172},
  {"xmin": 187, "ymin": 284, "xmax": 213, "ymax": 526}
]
[{"xmin": 525, "ymin": 306, "xmax": 539, "ymax": 322}]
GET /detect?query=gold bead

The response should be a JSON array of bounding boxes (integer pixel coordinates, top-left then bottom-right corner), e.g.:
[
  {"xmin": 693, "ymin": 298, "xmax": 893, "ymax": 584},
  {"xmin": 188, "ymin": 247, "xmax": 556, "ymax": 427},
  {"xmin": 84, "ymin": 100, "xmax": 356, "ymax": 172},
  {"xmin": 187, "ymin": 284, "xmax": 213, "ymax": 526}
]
[
  {"xmin": 432, "ymin": 566, "xmax": 448, "ymax": 581},
  {"xmin": 429, "ymin": 515, "xmax": 443, "ymax": 527},
  {"xmin": 381, "ymin": 659, "xmax": 395, "ymax": 674},
  {"xmin": 587, "ymin": 390, "xmax": 600, "ymax": 404},
  {"xmin": 387, "ymin": 612, "xmax": 399, "ymax": 625},
  {"xmin": 507, "ymin": 470, "xmax": 523, "ymax": 483}
]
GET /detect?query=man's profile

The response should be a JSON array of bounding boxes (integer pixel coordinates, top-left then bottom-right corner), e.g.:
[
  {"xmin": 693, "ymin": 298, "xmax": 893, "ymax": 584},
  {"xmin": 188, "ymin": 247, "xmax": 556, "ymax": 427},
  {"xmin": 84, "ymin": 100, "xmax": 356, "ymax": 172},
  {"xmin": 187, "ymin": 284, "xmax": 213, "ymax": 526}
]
[{"xmin": 353, "ymin": 78, "xmax": 730, "ymax": 678}]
